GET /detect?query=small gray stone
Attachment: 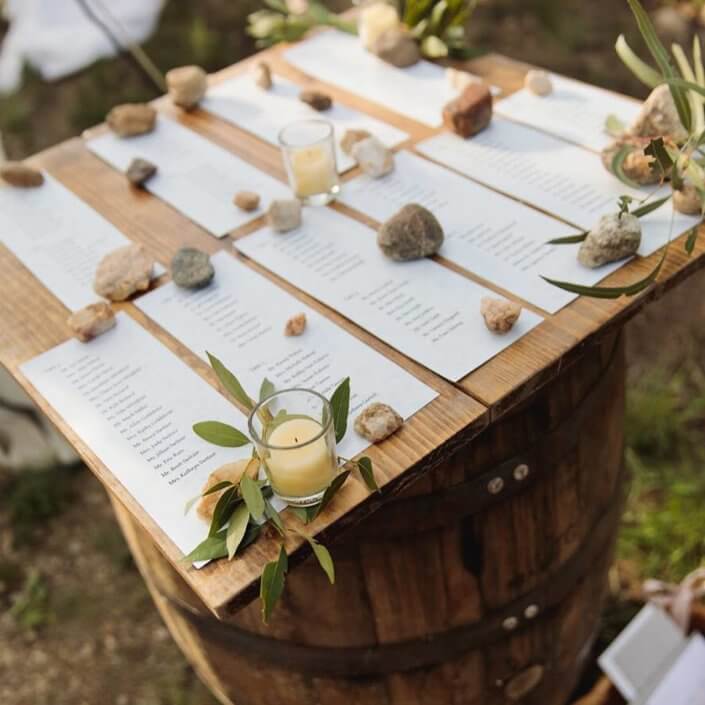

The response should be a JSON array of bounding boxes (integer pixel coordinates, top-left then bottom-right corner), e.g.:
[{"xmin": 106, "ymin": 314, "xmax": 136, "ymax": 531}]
[
  {"xmin": 126, "ymin": 158, "xmax": 157, "ymax": 187},
  {"xmin": 377, "ymin": 203, "xmax": 444, "ymax": 261},
  {"xmin": 351, "ymin": 136, "xmax": 394, "ymax": 178},
  {"xmin": 354, "ymin": 403, "xmax": 403, "ymax": 443},
  {"xmin": 268, "ymin": 199, "xmax": 302, "ymax": 233},
  {"xmin": 171, "ymin": 247, "xmax": 214, "ymax": 289},
  {"xmin": 629, "ymin": 84, "xmax": 689, "ymax": 143},
  {"xmin": 369, "ymin": 28, "xmax": 420, "ymax": 68},
  {"xmin": 578, "ymin": 213, "xmax": 641, "ymax": 268}
]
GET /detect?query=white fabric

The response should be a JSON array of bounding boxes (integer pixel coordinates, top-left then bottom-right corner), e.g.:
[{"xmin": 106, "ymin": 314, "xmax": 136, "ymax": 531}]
[{"xmin": 0, "ymin": 0, "xmax": 164, "ymax": 93}]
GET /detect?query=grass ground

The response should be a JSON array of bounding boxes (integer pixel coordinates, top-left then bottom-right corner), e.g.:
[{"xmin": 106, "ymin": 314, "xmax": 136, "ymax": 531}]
[{"xmin": 1, "ymin": 1, "xmax": 705, "ymax": 703}]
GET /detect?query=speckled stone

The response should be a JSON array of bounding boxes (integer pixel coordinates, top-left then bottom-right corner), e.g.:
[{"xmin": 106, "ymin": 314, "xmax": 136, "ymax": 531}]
[
  {"xmin": 267, "ymin": 199, "xmax": 302, "ymax": 233},
  {"xmin": 578, "ymin": 213, "xmax": 641, "ymax": 268},
  {"xmin": 480, "ymin": 297, "xmax": 522, "ymax": 334},
  {"xmin": 94, "ymin": 244, "xmax": 154, "ymax": 301},
  {"xmin": 377, "ymin": 203, "xmax": 444, "ymax": 261},
  {"xmin": 126, "ymin": 158, "xmax": 157, "ymax": 187},
  {"xmin": 171, "ymin": 247, "xmax": 214, "ymax": 289},
  {"xmin": 284, "ymin": 312, "xmax": 307, "ymax": 336},
  {"xmin": 629, "ymin": 84, "xmax": 688, "ymax": 143},
  {"xmin": 354, "ymin": 403, "xmax": 403, "ymax": 443},
  {"xmin": 67, "ymin": 302, "xmax": 116, "ymax": 342},
  {"xmin": 351, "ymin": 136, "xmax": 394, "ymax": 178}
]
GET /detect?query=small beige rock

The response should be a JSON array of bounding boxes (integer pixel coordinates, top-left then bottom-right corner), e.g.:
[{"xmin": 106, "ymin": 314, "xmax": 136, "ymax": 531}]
[
  {"xmin": 480, "ymin": 297, "xmax": 522, "ymax": 334},
  {"xmin": 284, "ymin": 312, "xmax": 307, "ymax": 336},
  {"xmin": 369, "ymin": 27, "xmax": 420, "ymax": 68},
  {"xmin": 268, "ymin": 199, "xmax": 302, "ymax": 233},
  {"xmin": 446, "ymin": 67, "xmax": 483, "ymax": 93},
  {"xmin": 166, "ymin": 65, "xmax": 208, "ymax": 110},
  {"xmin": 67, "ymin": 302, "xmax": 116, "ymax": 342},
  {"xmin": 524, "ymin": 69, "xmax": 553, "ymax": 96},
  {"xmin": 351, "ymin": 136, "xmax": 395, "ymax": 178},
  {"xmin": 341, "ymin": 129, "xmax": 372, "ymax": 156},
  {"xmin": 126, "ymin": 158, "xmax": 157, "ymax": 187},
  {"xmin": 578, "ymin": 213, "xmax": 641, "ymax": 268},
  {"xmin": 601, "ymin": 136, "xmax": 665, "ymax": 186},
  {"xmin": 106, "ymin": 103, "xmax": 157, "ymax": 138},
  {"xmin": 94, "ymin": 244, "xmax": 155, "ymax": 301},
  {"xmin": 0, "ymin": 162, "xmax": 44, "ymax": 188},
  {"xmin": 354, "ymin": 402, "xmax": 403, "ymax": 443},
  {"xmin": 234, "ymin": 190, "xmax": 261, "ymax": 212},
  {"xmin": 629, "ymin": 84, "xmax": 689, "ymax": 143},
  {"xmin": 253, "ymin": 61, "xmax": 272, "ymax": 90},
  {"xmin": 673, "ymin": 183, "xmax": 702, "ymax": 215},
  {"xmin": 197, "ymin": 459, "xmax": 260, "ymax": 522},
  {"xmin": 299, "ymin": 89, "xmax": 332, "ymax": 111}
]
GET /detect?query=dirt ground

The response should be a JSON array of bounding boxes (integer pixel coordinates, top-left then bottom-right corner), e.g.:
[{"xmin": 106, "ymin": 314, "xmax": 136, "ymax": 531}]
[{"xmin": 2, "ymin": 2, "xmax": 705, "ymax": 705}]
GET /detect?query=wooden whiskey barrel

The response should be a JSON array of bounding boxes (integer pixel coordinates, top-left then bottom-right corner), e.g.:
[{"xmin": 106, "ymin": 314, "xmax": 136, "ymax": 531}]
[{"xmin": 112, "ymin": 332, "xmax": 626, "ymax": 705}]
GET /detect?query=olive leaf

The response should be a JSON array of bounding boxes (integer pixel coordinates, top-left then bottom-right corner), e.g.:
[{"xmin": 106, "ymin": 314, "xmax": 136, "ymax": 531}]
[
  {"xmin": 193, "ymin": 421, "xmax": 251, "ymax": 448},
  {"xmin": 631, "ymin": 195, "xmax": 671, "ymax": 218},
  {"xmin": 260, "ymin": 545, "xmax": 288, "ymax": 624},
  {"xmin": 240, "ymin": 474, "xmax": 265, "ymax": 521},
  {"xmin": 184, "ymin": 480, "xmax": 233, "ymax": 515},
  {"xmin": 182, "ymin": 532, "xmax": 228, "ymax": 563},
  {"xmin": 615, "ymin": 34, "xmax": 662, "ymax": 89},
  {"xmin": 295, "ymin": 530, "xmax": 335, "ymax": 585},
  {"xmin": 206, "ymin": 352, "xmax": 255, "ymax": 411},
  {"xmin": 264, "ymin": 499, "xmax": 286, "ymax": 536},
  {"xmin": 685, "ymin": 226, "xmax": 700, "ymax": 254},
  {"xmin": 329, "ymin": 377, "xmax": 350, "ymax": 443},
  {"xmin": 546, "ymin": 231, "xmax": 589, "ymax": 245},
  {"xmin": 311, "ymin": 470, "xmax": 351, "ymax": 520},
  {"xmin": 226, "ymin": 503, "xmax": 251, "ymax": 559},
  {"xmin": 259, "ymin": 378, "xmax": 276, "ymax": 402},
  {"xmin": 611, "ymin": 145, "xmax": 642, "ymax": 189},
  {"xmin": 209, "ymin": 486, "xmax": 238, "ymax": 537},
  {"xmin": 288, "ymin": 506, "xmax": 314, "ymax": 524},
  {"xmin": 357, "ymin": 456, "xmax": 380, "ymax": 493}
]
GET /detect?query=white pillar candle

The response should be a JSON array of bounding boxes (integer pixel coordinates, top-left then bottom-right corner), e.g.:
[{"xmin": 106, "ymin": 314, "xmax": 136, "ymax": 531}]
[
  {"xmin": 289, "ymin": 145, "xmax": 338, "ymax": 198},
  {"xmin": 266, "ymin": 417, "xmax": 336, "ymax": 497},
  {"xmin": 359, "ymin": 2, "xmax": 400, "ymax": 50}
]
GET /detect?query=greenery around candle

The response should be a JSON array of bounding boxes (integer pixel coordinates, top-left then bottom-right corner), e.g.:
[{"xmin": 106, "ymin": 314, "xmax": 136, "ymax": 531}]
[{"xmin": 182, "ymin": 352, "xmax": 380, "ymax": 623}]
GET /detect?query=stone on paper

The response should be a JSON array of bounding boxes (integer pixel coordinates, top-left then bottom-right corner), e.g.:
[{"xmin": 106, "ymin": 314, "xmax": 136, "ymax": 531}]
[
  {"xmin": 253, "ymin": 61, "xmax": 273, "ymax": 90},
  {"xmin": 94, "ymin": 244, "xmax": 155, "ymax": 301},
  {"xmin": 524, "ymin": 69, "xmax": 553, "ymax": 96},
  {"xmin": 106, "ymin": 103, "xmax": 157, "ymax": 138},
  {"xmin": 299, "ymin": 89, "xmax": 332, "ymax": 111},
  {"xmin": 233, "ymin": 190, "xmax": 261, "ymax": 212},
  {"xmin": 126, "ymin": 158, "xmax": 157, "ymax": 187},
  {"xmin": 171, "ymin": 247, "xmax": 214, "ymax": 289},
  {"xmin": 197, "ymin": 459, "xmax": 260, "ymax": 522},
  {"xmin": 578, "ymin": 213, "xmax": 641, "ymax": 268},
  {"xmin": 443, "ymin": 83, "xmax": 493, "ymax": 138},
  {"xmin": 629, "ymin": 84, "xmax": 688, "ymax": 144},
  {"xmin": 284, "ymin": 312, "xmax": 307, "ymax": 336},
  {"xmin": 341, "ymin": 128, "xmax": 372, "ymax": 156},
  {"xmin": 67, "ymin": 302, "xmax": 116, "ymax": 342},
  {"xmin": 358, "ymin": 2, "xmax": 400, "ymax": 51},
  {"xmin": 0, "ymin": 162, "xmax": 44, "ymax": 188},
  {"xmin": 480, "ymin": 297, "xmax": 522, "ymax": 334},
  {"xmin": 166, "ymin": 65, "xmax": 208, "ymax": 110},
  {"xmin": 601, "ymin": 136, "xmax": 664, "ymax": 186},
  {"xmin": 673, "ymin": 183, "xmax": 702, "ymax": 215},
  {"xmin": 268, "ymin": 199, "xmax": 302, "ymax": 233},
  {"xmin": 354, "ymin": 402, "xmax": 403, "ymax": 443},
  {"xmin": 351, "ymin": 136, "xmax": 394, "ymax": 178},
  {"xmin": 377, "ymin": 203, "xmax": 444, "ymax": 261},
  {"xmin": 369, "ymin": 28, "xmax": 420, "ymax": 68}
]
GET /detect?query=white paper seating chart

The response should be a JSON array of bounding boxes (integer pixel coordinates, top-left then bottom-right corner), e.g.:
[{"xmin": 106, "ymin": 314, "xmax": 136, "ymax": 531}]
[
  {"xmin": 0, "ymin": 173, "xmax": 161, "ymax": 311},
  {"xmin": 339, "ymin": 150, "xmax": 628, "ymax": 313},
  {"xmin": 284, "ymin": 30, "xmax": 455, "ymax": 128},
  {"xmin": 20, "ymin": 314, "xmax": 252, "ymax": 557},
  {"xmin": 136, "ymin": 252, "xmax": 437, "ymax": 459},
  {"xmin": 235, "ymin": 207, "xmax": 543, "ymax": 382},
  {"xmin": 495, "ymin": 73, "xmax": 641, "ymax": 151},
  {"xmin": 203, "ymin": 74, "xmax": 409, "ymax": 172},
  {"xmin": 86, "ymin": 115, "xmax": 291, "ymax": 238},
  {"xmin": 417, "ymin": 119, "xmax": 701, "ymax": 256}
]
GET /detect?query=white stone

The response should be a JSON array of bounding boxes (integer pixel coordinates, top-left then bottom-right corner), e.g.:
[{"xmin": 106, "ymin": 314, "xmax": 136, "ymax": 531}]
[
  {"xmin": 524, "ymin": 69, "xmax": 553, "ymax": 96},
  {"xmin": 578, "ymin": 213, "xmax": 641, "ymax": 268},
  {"xmin": 351, "ymin": 136, "xmax": 394, "ymax": 178}
]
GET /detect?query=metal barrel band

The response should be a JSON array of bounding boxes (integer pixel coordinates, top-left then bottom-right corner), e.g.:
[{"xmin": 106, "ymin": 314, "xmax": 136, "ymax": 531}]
[{"xmin": 156, "ymin": 480, "xmax": 623, "ymax": 678}]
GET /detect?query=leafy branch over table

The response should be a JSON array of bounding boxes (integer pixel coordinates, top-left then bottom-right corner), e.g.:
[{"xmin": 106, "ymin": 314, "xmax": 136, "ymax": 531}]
[{"xmin": 184, "ymin": 354, "xmax": 379, "ymax": 623}]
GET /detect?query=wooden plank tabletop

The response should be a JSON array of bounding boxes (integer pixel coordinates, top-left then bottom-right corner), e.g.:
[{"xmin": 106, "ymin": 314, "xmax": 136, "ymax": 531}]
[{"xmin": 2, "ymin": 38, "xmax": 705, "ymax": 616}]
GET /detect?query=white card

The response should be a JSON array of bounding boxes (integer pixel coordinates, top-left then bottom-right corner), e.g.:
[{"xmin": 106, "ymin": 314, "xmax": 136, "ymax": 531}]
[
  {"xmin": 640, "ymin": 634, "xmax": 705, "ymax": 705},
  {"xmin": 235, "ymin": 206, "xmax": 543, "ymax": 382},
  {"xmin": 417, "ymin": 120, "xmax": 701, "ymax": 255},
  {"xmin": 495, "ymin": 72, "xmax": 641, "ymax": 152},
  {"xmin": 338, "ymin": 150, "xmax": 627, "ymax": 313},
  {"xmin": 86, "ymin": 115, "xmax": 291, "ymax": 238},
  {"xmin": 135, "ymin": 251, "xmax": 437, "ymax": 459},
  {"xmin": 0, "ymin": 173, "xmax": 162, "ymax": 311},
  {"xmin": 20, "ymin": 313, "xmax": 252, "ymax": 557},
  {"xmin": 203, "ymin": 73, "xmax": 409, "ymax": 172},
  {"xmin": 284, "ymin": 30, "xmax": 456, "ymax": 128},
  {"xmin": 599, "ymin": 604, "xmax": 686, "ymax": 701}
]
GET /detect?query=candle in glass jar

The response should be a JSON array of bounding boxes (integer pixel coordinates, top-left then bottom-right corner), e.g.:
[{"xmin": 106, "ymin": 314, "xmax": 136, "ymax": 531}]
[
  {"xmin": 359, "ymin": 2, "xmax": 400, "ymax": 50},
  {"xmin": 290, "ymin": 145, "xmax": 338, "ymax": 198},
  {"xmin": 266, "ymin": 417, "xmax": 336, "ymax": 497}
]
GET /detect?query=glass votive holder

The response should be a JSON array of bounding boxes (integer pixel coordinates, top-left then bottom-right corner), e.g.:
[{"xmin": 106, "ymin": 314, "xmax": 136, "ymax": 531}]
[
  {"xmin": 248, "ymin": 388, "xmax": 338, "ymax": 507},
  {"xmin": 278, "ymin": 119, "xmax": 340, "ymax": 206}
]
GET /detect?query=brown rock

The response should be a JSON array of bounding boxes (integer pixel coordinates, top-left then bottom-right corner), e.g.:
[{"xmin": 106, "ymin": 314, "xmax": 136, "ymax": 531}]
[
  {"xmin": 284, "ymin": 312, "xmax": 307, "ymax": 336},
  {"xmin": 106, "ymin": 103, "xmax": 157, "ymax": 138},
  {"xmin": 267, "ymin": 199, "xmax": 302, "ymax": 233},
  {"xmin": 673, "ymin": 183, "xmax": 702, "ymax": 215},
  {"xmin": 233, "ymin": 190, "xmax": 261, "ymax": 212},
  {"xmin": 601, "ymin": 136, "xmax": 664, "ymax": 186},
  {"xmin": 354, "ymin": 403, "xmax": 403, "ymax": 443},
  {"xmin": 67, "ymin": 303, "xmax": 116, "ymax": 342},
  {"xmin": 299, "ymin": 89, "xmax": 332, "ymax": 111},
  {"xmin": 0, "ymin": 162, "xmax": 44, "ymax": 188},
  {"xmin": 94, "ymin": 244, "xmax": 154, "ymax": 301},
  {"xmin": 166, "ymin": 65, "xmax": 208, "ymax": 110},
  {"xmin": 341, "ymin": 129, "xmax": 372, "ymax": 156},
  {"xmin": 253, "ymin": 61, "xmax": 272, "ymax": 90},
  {"xmin": 377, "ymin": 203, "xmax": 444, "ymax": 261},
  {"xmin": 443, "ymin": 83, "xmax": 493, "ymax": 138},
  {"xmin": 126, "ymin": 158, "xmax": 157, "ymax": 187},
  {"xmin": 369, "ymin": 28, "xmax": 420, "ymax": 68},
  {"xmin": 480, "ymin": 297, "xmax": 522, "ymax": 333},
  {"xmin": 197, "ymin": 459, "xmax": 260, "ymax": 522}
]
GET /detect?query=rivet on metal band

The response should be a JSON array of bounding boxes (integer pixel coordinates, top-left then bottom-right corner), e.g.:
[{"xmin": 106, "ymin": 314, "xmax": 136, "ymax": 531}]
[
  {"xmin": 488, "ymin": 477, "xmax": 505, "ymax": 495},
  {"xmin": 513, "ymin": 464, "xmax": 530, "ymax": 481}
]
